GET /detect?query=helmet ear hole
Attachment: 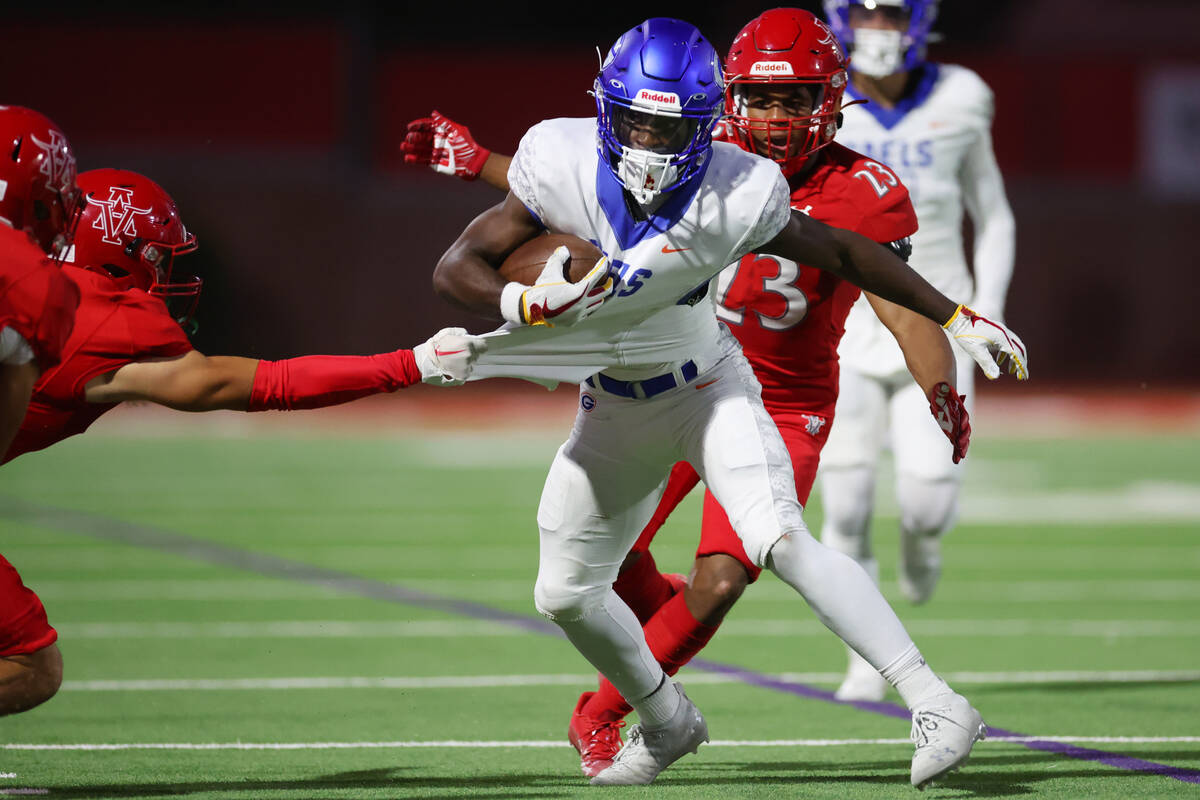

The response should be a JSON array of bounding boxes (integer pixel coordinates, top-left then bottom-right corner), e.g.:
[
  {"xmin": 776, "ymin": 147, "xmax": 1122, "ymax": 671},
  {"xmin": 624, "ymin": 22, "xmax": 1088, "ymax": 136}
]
[{"xmin": 836, "ymin": 111, "xmax": 844, "ymax": 129}]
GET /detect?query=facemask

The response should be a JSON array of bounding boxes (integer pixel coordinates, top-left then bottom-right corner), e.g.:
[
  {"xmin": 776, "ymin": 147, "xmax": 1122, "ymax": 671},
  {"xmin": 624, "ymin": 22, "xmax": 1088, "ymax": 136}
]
[{"xmin": 851, "ymin": 28, "xmax": 906, "ymax": 78}]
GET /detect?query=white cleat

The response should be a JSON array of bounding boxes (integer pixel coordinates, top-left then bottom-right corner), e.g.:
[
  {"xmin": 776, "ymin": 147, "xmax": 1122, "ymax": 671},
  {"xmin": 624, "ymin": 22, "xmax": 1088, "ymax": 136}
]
[
  {"xmin": 834, "ymin": 650, "xmax": 888, "ymax": 702},
  {"xmin": 910, "ymin": 691, "xmax": 986, "ymax": 790},
  {"xmin": 899, "ymin": 532, "xmax": 942, "ymax": 605},
  {"xmin": 589, "ymin": 683, "xmax": 708, "ymax": 786}
]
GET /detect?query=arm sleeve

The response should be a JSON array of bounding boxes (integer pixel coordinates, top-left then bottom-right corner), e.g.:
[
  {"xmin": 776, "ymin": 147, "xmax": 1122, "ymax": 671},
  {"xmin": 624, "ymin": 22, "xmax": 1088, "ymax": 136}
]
[
  {"xmin": 247, "ymin": 349, "xmax": 421, "ymax": 412},
  {"xmin": 960, "ymin": 86, "xmax": 1016, "ymax": 321}
]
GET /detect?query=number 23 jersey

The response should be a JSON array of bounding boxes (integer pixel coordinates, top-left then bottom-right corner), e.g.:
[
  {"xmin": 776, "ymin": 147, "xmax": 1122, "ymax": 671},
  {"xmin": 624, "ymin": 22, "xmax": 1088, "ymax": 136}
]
[{"xmin": 712, "ymin": 142, "xmax": 917, "ymax": 417}]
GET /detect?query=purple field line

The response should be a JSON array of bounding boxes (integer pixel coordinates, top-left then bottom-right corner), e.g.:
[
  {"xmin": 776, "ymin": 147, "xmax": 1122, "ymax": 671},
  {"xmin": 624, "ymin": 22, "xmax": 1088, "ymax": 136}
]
[
  {"xmin": 689, "ymin": 658, "xmax": 1200, "ymax": 785},
  {"xmin": 11, "ymin": 498, "xmax": 1198, "ymax": 786}
]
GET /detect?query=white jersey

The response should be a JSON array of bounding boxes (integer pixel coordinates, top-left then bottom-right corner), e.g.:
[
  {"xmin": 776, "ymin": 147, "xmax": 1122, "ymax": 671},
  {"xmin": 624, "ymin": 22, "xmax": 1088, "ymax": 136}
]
[
  {"xmin": 835, "ymin": 63, "xmax": 1015, "ymax": 377},
  {"xmin": 471, "ymin": 117, "xmax": 791, "ymax": 385}
]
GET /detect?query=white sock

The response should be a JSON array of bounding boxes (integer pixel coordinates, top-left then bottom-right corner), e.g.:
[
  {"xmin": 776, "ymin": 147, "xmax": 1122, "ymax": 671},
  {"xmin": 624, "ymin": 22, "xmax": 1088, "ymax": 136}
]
[
  {"xmin": 635, "ymin": 677, "xmax": 682, "ymax": 730},
  {"xmin": 766, "ymin": 529, "xmax": 914, "ymax": 667},
  {"xmin": 879, "ymin": 644, "xmax": 949, "ymax": 708},
  {"xmin": 554, "ymin": 589, "xmax": 665, "ymax": 709}
]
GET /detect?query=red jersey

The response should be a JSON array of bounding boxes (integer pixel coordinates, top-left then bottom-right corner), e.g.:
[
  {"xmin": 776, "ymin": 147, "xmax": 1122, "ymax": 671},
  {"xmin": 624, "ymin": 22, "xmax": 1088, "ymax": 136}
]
[
  {"xmin": 3, "ymin": 266, "xmax": 192, "ymax": 462},
  {"xmin": 0, "ymin": 225, "xmax": 79, "ymax": 369},
  {"xmin": 710, "ymin": 141, "xmax": 917, "ymax": 416}
]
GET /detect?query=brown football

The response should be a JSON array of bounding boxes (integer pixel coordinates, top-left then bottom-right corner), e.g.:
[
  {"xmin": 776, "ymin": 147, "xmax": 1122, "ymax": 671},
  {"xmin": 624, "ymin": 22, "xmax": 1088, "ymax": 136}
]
[{"xmin": 498, "ymin": 233, "xmax": 605, "ymax": 286}]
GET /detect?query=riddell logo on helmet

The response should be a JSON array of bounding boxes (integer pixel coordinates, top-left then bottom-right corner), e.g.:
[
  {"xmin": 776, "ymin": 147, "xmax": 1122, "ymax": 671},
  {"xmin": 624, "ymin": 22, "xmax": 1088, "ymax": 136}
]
[
  {"xmin": 634, "ymin": 89, "xmax": 681, "ymax": 109},
  {"xmin": 750, "ymin": 61, "xmax": 795, "ymax": 76}
]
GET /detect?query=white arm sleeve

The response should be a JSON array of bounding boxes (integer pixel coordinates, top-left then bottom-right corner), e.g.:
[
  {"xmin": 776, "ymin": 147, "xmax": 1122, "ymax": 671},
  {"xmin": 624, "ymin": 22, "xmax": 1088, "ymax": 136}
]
[
  {"xmin": 960, "ymin": 90, "xmax": 1016, "ymax": 321},
  {"xmin": 729, "ymin": 169, "xmax": 792, "ymax": 262},
  {"xmin": 0, "ymin": 326, "xmax": 35, "ymax": 365}
]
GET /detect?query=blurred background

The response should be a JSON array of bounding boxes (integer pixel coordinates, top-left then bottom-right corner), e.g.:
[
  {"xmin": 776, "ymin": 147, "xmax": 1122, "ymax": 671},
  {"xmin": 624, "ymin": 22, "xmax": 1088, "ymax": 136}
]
[{"xmin": 5, "ymin": 0, "xmax": 1199, "ymax": 394}]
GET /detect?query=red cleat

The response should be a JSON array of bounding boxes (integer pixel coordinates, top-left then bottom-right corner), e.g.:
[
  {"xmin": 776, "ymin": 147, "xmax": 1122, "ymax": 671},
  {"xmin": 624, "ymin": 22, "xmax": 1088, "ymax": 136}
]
[{"xmin": 567, "ymin": 691, "xmax": 626, "ymax": 778}]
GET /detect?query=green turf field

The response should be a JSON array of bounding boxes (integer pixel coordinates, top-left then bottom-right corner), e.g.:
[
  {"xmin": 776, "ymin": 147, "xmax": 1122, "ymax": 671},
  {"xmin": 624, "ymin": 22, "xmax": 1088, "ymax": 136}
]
[{"xmin": 1, "ymin": 417, "xmax": 1198, "ymax": 798}]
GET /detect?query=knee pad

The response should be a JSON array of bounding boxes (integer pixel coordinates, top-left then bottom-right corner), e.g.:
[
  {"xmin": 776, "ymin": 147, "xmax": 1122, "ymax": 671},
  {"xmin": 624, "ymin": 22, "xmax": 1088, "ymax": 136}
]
[
  {"xmin": 897, "ymin": 475, "xmax": 959, "ymax": 538},
  {"xmin": 533, "ymin": 575, "xmax": 607, "ymax": 623}
]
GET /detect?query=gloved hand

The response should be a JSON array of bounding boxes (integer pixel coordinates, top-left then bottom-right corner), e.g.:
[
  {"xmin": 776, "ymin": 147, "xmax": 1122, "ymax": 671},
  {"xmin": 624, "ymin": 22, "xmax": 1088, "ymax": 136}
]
[
  {"xmin": 499, "ymin": 246, "xmax": 613, "ymax": 327},
  {"xmin": 943, "ymin": 304, "xmax": 1029, "ymax": 380},
  {"xmin": 400, "ymin": 110, "xmax": 491, "ymax": 181},
  {"xmin": 413, "ymin": 327, "xmax": 487, "ymax": 386},
  {"xmin": 928, "ymin": 381, "xmax": 971, "ymax": 464}
]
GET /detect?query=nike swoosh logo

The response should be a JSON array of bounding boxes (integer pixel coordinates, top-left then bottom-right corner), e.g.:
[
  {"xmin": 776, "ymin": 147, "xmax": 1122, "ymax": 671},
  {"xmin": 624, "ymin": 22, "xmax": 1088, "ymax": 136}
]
[
  {"xmin": 661, "ymin": 245, "xmax": 690, "ymax": 254},
  {"xmin": 434, "ymin": 348, "xmax": 466, "ymax": 356},
  {"xmin": 695, "ymin": 378, "xmax": 721, "ymax": 390}
]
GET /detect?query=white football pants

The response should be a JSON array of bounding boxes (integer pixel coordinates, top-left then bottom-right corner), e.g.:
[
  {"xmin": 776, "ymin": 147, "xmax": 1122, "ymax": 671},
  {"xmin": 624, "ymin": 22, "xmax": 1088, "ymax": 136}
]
[
  {"xmin": 534, "ymin": 334, "xmax": 922, "ymax": 706},
  {"xmin": 819, "ymin": 349, "xmax": 976, "ymax": 557}
]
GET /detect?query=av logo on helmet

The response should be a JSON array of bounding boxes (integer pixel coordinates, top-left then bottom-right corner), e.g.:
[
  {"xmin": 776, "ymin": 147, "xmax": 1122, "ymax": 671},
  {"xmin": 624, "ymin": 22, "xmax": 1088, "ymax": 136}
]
[
  {"xmin": 815, "ymin": 20, "xmax": 845, "ymax": 60},
  {"xmin": 633, "ymin": 89, "xmax": 682, "ymax": 111},
  {"xmin": 88, "ymin": 187, "xmax": 152, "ymax": 246},
  {"xmin": 750, "ymin": 61, "xmax": 796, "ymax": 77},
  {"xmin": 29, "ymin": 130, "xmax": 76, "ymax": 192}
]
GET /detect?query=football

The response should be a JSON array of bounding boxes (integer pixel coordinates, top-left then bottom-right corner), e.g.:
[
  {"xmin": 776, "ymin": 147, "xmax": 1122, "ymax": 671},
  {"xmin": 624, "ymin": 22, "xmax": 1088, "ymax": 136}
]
[{"xmin": 498, "ymin": 233, "xmax": 605, "ymax": 286}]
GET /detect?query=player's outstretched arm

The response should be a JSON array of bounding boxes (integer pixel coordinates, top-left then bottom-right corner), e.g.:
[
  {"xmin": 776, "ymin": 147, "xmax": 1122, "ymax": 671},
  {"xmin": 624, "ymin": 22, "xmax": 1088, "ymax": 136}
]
[
  {"xmin": 760, "ymin": 210, "xmax": 1028, "ymax": 380},
  {"xmin": 400, "ymin": 111, "xmax": 513, "ymax": 192},
  {"xmin": 867, "ymin": 293, "xmax": 971, "ymax": 463},
  {"xmin": 81, "ymin": 330, "xmax": 485, "ymax": 412}
]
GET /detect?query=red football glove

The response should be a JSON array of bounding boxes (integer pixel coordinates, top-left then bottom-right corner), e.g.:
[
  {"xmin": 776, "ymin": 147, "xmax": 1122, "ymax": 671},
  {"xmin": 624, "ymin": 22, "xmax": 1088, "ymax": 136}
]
[
  {"xmin": 400, "ymin": 110, "xmax": 491, "ymax": 181},
  {"xmin": 929, "ymin": 381, "xmax": 971, "ymax": 464}
]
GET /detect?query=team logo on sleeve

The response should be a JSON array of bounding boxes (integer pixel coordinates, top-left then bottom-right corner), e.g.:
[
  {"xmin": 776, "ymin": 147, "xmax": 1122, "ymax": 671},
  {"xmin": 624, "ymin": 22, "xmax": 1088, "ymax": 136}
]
[
  {"xmin": 581, "ymin": 392, "xmax": 597, "ymax": 412},
  {"xmin": 87, "ymin": 188, "xmax": 152, "ymax": 245},
  {"xmin": 802, "ymin": 414, "xmax": 827, "ymax": 437}
]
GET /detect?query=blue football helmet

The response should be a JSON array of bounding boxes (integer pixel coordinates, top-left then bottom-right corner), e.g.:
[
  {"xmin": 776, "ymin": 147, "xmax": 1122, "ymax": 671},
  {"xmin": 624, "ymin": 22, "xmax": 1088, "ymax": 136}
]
[
  {"xmin": 823, "ymin": 0, "xmax": 940, "ymax": 77},
  {"xmin": 593, "ymin": 18, "xmax": 724, "ymax": 204}
]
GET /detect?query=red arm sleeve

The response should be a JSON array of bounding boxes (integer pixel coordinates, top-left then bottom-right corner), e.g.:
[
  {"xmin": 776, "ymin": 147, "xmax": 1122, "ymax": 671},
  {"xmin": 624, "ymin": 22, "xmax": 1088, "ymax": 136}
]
[{"xmin": 247, "ymin": 349, "xmax": 421, "ymax": 412}]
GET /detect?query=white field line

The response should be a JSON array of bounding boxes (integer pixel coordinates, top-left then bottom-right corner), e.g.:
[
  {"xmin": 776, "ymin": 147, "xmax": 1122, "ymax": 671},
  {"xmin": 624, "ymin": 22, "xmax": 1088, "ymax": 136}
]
[
  {"xmin": 5, "ymin": 736, "xmax": 1200, "ymax": 752},
  {"xmin": 54, "ymin": 618, "xmax": 1200, "ymax": 639},
  {"xmin": 60, "ymin": 669, "xmax": 1200, "ymax": 692}
]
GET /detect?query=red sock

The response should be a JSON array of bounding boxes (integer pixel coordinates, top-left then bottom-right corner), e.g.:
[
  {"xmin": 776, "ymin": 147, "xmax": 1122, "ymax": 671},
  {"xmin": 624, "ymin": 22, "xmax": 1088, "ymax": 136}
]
[
  {"xmin": 584, "ymin": 591, "xmax": 721, "ymax": 721},
  {"xmin": 612, "ymin": 550, "xmax": 675, "ymax": 625}
]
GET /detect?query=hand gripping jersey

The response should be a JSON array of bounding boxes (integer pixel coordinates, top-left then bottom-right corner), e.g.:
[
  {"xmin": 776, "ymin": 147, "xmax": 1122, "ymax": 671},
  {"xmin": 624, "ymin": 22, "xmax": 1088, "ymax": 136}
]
[
  {"xmin": 3, "ymin": 266, "xmax": 192, "ymax": 462},
  {"xmin": 0, "ymin": 226, "xmax": 79, "ymax": 369},
  {"xmin": 836, "ymin": 63, "xmax": 1013, "ymax": 376},
  {"xmin": 470, "ymin": 117, "xmax": 791, "ymax": 384},
  {"xmin": 711, "ymin": 142, "xmax": 917, "ymax": 417}
]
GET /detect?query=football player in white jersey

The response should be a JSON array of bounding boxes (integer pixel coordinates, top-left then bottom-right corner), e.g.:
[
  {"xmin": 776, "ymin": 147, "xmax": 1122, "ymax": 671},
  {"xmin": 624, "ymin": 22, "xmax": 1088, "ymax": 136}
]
[
  {"xmin": 433, "ymin": 17, "xmax": 1026, "ymax": 788},
  {"xmin": 818, "ymin": 0, "xmax": 1018, "ymax": 702}
]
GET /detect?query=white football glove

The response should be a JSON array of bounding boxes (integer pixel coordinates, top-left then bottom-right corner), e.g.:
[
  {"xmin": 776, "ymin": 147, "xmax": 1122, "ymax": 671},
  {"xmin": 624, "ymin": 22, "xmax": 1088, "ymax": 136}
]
[
  {"xmin": 943, "ymin": 304, "xmax": 1029, "ymax": 381},
  {"xmin": 499, "ymin": 246, "xmax": 613, "ymax": 327},
  {"xmin": 413, "ymin": 327, "xmax": 487, "ymax": 386}
]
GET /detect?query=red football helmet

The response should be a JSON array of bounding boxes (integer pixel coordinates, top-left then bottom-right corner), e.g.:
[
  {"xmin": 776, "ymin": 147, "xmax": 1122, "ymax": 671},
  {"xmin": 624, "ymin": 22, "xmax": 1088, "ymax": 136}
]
[
  {"xmin": 70, "ymin": 168, "xmax": 201, "ymax": 324},
  {"xmin": 0, "ymin": 106, "xmax": 81, "ymax": 255},
  {"xmin": 724, "ymin": 9, "xmax": 850, "ymax": 176}
]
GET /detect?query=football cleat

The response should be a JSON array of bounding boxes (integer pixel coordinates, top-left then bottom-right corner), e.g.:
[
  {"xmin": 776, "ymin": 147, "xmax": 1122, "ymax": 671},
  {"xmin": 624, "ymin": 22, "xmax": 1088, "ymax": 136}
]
[
  {"xmin": 899, "ymin": 531, "xmax": 942, "ymax": 605},
  {"xmin": 909, "ymin": 691, "xmax": 986, "ymax": 789},
  {"xmin": 589, "ymin": 682, "xmax": 708, "ymax": 786},
  {"xmin": 567, "ymin": 691, "xmax": 625, "ymax": 778},
  {"xmin": 834, "ymin": 648, "xmax": 888, "ymax": 702}
]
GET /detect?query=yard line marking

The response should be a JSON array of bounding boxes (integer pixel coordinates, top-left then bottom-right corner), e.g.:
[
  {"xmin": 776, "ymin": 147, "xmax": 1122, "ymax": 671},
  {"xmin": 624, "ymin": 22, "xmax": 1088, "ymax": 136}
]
[
  {"xmin": 54, "ymin": 618, "xmax": 1200, "ymax": 638},
  {"xmin": 8, "ymin": 497, "xmax": 1198, "ymax": 785},
  {"xmin": 60, "ymin": 669, "xmax": 1200, "ymax": 692},
  {"xmin": 7, "ymin": 736, "xmax": 1200, "ymax": 751}
]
